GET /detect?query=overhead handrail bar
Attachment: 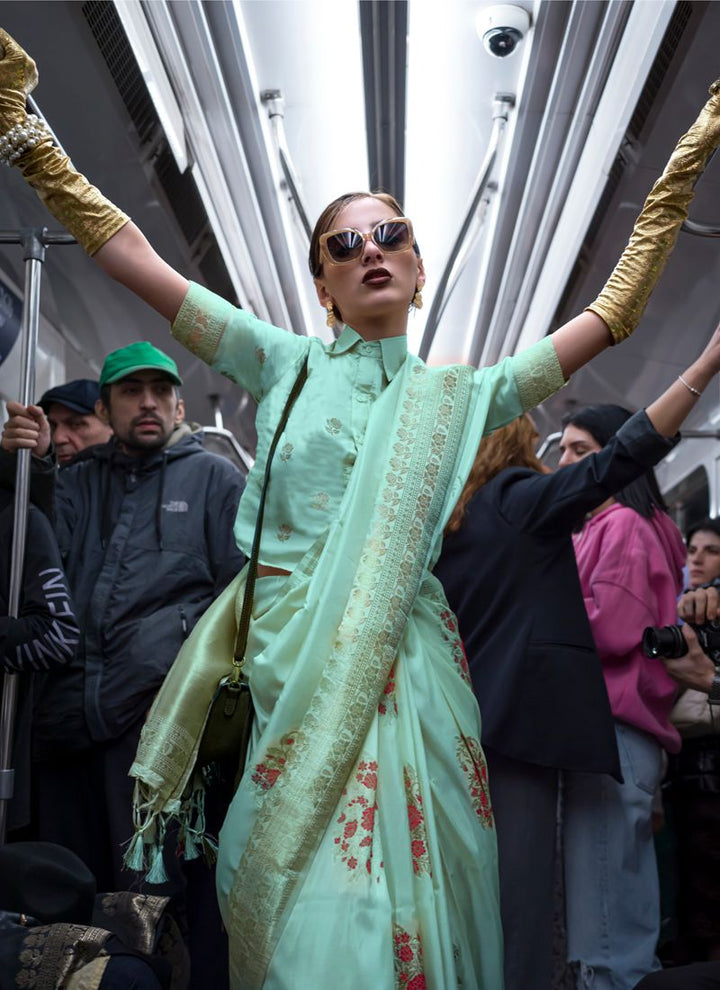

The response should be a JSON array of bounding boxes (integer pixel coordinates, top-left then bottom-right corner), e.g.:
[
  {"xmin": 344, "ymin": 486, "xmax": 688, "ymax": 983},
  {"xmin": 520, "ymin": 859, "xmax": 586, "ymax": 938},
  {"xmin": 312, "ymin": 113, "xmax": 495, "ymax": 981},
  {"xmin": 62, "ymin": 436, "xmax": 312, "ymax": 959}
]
[
  {"xmin": 681, "ymin": 219, "xmax": 720, "ymax": 238},
  {"xmin": 419, "ymin": 93, "xmax": 515, "ymax": 362},
  {"xmin": 261, "ymin": 90, "xmax": 312, "ymax": 243},
  {"xmin": 681, "ymin": 148, "xmax": 720, "ymax": 237}
]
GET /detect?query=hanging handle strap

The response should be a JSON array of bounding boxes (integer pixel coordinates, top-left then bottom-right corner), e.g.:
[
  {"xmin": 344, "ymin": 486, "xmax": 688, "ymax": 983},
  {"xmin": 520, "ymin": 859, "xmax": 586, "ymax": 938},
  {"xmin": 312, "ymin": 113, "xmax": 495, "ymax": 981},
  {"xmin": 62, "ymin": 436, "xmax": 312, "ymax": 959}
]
[{"xmin": 230, "ymin": 355, "xmax": 309, "ymax": 681}]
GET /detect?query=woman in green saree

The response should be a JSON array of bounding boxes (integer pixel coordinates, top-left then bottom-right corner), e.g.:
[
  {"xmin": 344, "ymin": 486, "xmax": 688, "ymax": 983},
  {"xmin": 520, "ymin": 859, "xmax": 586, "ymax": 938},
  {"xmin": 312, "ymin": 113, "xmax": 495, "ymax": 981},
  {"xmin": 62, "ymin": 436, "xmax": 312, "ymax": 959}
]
[{"xmin": 2, "ymin": 28, "xmax": 720, "ymax": 990}]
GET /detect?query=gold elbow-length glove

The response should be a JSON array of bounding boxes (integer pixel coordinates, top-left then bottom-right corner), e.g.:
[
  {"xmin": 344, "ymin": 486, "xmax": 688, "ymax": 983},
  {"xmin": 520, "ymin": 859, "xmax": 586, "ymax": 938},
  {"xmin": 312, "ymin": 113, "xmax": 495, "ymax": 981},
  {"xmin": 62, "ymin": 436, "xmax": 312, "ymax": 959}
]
[
  {"xmin": 0, "ymin": 28, "xmax": 129, "ymax": 256},
  {"xmin": 588, "ymin": 79, "xmax": 720, "ymax": 344}
]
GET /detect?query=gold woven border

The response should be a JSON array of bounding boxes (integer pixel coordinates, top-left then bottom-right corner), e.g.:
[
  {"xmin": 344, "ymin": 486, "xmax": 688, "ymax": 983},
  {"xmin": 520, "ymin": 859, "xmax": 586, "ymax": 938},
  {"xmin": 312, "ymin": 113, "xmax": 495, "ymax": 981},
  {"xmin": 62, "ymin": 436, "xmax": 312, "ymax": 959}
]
[{"xmin": 228, "ymin": 362, "xmax": 474, "ymax": 985}]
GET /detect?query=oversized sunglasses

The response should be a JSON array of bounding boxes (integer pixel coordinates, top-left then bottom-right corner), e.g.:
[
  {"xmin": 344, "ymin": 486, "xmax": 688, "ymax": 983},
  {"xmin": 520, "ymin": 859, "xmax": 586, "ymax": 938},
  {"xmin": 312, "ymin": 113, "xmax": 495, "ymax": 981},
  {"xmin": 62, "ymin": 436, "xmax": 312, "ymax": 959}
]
[{"xmin": 319, "ymin": 217, "xmax": 415, "ymax": 266}]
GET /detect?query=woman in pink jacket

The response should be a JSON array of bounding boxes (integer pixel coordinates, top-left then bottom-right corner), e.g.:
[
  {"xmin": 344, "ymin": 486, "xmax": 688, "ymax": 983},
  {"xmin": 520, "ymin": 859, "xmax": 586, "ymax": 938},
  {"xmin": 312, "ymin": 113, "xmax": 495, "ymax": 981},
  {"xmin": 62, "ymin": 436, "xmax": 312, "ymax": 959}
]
[{"xmin": 558, "ymin": 403, "xmax": 686, "ymax": 990}]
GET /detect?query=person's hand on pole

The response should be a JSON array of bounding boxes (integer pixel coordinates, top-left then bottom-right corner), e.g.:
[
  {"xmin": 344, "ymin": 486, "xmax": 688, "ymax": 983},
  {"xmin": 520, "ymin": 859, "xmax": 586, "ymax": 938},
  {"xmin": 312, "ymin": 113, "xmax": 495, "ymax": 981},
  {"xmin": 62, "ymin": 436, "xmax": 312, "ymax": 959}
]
[
  {"xmin": 0, "ymin": 27, "xmax": 188, "ymax": 321},
  {"xmin": 551, "ymin": 79, "xmax": 720, "ymax": 378},
  {"xmin": 1, "ymin": 402, "xmax": 51, "ymax": 457},
  {"xmin": 0, "ymin": 27, "xmax": 129, "ymax": 255}
]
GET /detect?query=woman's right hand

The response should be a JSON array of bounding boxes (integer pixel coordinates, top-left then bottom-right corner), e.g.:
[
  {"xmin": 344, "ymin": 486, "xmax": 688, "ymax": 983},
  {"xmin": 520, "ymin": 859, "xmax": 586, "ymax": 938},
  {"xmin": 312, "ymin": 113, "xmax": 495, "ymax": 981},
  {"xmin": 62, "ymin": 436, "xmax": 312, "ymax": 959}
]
[
  {"xmin": 0, "ymin": 28, "xmax": 38, "ymax": 132},
  {"xmin": 678, "ymin": 584, "xmax": 720, "ymax": 625},
  {"xmin": 694, "ymin": 320, "xmax": 720, "ymax": 376}
]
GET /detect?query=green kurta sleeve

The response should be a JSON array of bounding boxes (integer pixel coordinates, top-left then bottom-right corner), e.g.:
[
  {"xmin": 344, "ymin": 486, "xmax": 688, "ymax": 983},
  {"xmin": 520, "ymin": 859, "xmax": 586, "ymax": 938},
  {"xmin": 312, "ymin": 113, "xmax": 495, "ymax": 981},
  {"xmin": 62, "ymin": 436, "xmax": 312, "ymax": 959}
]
[
  {"xmin": 171, "ymin": 281, "xmax": 308, "ymax": 402},
  {"xmin": 509, "ymin": 336, "xmax": 566, "ymax": 411}
]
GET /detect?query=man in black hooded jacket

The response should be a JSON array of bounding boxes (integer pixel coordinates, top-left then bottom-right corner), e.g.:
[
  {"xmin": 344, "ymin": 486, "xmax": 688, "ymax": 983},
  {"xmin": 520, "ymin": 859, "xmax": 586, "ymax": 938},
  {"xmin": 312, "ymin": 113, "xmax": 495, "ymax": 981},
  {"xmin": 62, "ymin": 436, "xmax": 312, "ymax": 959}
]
[{"xmin": 1, "ymin": 341, "xmax": 245, "ymax": 900}]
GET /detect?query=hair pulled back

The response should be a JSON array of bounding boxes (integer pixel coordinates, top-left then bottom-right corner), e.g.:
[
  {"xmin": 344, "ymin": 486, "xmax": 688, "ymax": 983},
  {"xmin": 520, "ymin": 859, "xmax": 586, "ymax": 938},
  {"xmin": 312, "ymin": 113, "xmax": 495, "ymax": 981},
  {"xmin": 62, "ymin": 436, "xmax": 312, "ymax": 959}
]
[
  {"xmin": 308, "ymin": 190, "xmax": 405, "ymax": 278},
  {"xmin": 562, "ymin": 404, "xmax": 667, "ymax": 519}
]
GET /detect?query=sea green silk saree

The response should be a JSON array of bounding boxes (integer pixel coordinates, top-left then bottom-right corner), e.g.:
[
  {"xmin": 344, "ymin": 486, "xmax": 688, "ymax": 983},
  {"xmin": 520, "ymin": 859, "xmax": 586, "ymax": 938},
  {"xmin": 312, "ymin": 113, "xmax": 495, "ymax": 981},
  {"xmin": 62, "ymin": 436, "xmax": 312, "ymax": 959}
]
[{"xmin": 129, "ymin": 283, "xmax": 565, "ymax": 989}]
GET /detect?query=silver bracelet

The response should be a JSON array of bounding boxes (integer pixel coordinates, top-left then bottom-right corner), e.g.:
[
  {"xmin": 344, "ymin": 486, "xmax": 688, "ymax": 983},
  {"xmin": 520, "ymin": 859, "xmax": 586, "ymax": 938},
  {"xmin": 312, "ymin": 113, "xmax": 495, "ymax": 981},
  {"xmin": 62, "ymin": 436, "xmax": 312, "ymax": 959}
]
[
  {"xmin": 0, "ymin": 114, "xmax": 52, "ymax": 167},
  {"xmin": 678, "ymin": 374, "xmax": 702, "ymax": 398}
]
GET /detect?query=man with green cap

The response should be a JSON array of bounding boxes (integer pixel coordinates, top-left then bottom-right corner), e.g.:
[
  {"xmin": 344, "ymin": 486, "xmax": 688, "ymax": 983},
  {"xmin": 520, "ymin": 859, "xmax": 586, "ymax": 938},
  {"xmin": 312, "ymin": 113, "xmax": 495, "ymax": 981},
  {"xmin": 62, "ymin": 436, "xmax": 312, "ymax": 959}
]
[{"xmin": 2, "ymin": 341, "xmax": 244, "ymax": 983}]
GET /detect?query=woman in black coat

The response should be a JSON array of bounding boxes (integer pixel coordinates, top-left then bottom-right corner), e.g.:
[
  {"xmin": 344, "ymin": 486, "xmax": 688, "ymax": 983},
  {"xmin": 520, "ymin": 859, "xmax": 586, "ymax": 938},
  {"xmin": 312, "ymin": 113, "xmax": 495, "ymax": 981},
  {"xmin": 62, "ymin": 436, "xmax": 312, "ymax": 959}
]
[{"xmin": 434, "ymin": 323, "xmax": 720, "ymax": 990}]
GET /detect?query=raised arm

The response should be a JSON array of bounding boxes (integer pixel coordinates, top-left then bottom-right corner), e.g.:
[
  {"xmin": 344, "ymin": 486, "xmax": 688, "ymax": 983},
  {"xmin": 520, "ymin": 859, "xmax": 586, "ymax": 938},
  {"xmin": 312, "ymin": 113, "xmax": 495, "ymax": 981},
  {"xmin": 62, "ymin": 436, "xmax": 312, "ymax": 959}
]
[
  {"xmin": 93, "ymin": 223, "xmax": 189, "ymax": 323},
  {"xmin": 495, "ymin": 320, "xmax": 720, "ymax": 536},
  {"xmin": 547, "ymin": 80, "xmax": 720, "ymax": 380},
  {"xmin": 0, "ymin": 29, "xmax": 187, "ymax": 322},
  {"xmin": 644, "ymin": 320, "xmax": 720, "ymax": 435}
]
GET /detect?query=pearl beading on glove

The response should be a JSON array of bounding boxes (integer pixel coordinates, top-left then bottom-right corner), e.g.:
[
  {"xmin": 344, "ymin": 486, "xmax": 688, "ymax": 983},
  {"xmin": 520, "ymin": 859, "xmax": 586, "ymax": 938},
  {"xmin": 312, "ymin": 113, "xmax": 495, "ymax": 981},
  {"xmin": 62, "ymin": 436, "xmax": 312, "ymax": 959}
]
[{"xmin": 0, "ymin": 114, "xmax": 51, "ymax": 166}]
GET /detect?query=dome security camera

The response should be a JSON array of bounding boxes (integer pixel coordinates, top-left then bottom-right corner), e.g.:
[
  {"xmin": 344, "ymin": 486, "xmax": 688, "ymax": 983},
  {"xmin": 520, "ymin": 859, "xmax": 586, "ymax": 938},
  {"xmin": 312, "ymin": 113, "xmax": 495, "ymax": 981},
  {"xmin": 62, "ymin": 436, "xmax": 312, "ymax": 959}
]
[{"xmin": 477, "ymin": 4, "xmax": 530, "ymax": 58}]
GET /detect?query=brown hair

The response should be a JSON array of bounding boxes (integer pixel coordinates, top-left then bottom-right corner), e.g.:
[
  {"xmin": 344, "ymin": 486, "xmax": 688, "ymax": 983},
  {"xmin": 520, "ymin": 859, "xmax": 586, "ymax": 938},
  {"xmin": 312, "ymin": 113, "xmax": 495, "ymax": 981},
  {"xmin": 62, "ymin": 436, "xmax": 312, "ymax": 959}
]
[{"xmin": 445, "ymin": 415, "xmax": 544, "ymax": 534}]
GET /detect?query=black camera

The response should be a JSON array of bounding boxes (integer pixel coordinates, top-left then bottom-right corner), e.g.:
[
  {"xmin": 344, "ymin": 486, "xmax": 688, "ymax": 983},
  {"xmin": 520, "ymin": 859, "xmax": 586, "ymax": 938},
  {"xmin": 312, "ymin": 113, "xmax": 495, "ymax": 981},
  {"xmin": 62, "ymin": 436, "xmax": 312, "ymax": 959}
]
[{"xmin": 642, "ymin": 621, "xmax": 720, "ymax": 663}]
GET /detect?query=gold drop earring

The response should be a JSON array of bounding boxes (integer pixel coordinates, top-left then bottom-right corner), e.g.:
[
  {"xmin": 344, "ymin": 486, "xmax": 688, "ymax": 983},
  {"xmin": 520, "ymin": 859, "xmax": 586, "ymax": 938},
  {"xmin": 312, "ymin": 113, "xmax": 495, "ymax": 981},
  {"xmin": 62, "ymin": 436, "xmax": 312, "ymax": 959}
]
[
  {"xmin": 326, "ymin": 303, "xmax": 336, "ymax": 328},
  {"xmin": 412, "ymin": 287, "xmax": 424, "ymax": 310}
]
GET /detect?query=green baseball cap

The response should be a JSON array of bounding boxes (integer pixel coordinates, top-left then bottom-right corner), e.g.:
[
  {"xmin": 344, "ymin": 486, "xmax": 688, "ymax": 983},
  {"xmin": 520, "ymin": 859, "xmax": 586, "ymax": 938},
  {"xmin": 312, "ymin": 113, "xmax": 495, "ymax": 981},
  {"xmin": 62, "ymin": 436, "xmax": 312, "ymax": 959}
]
[{"xmin": 99, "ymin": 341, "xmax": 183, "ymax": 387}]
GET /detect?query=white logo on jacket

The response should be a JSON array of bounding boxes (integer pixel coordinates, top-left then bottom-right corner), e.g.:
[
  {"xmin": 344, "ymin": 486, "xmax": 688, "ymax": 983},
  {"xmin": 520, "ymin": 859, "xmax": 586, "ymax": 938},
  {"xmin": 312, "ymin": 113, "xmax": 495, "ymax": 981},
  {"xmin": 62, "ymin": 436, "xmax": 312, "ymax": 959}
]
[{"xmin": 162, "ymin": 500, "xmax": 189, "ymax": 513}]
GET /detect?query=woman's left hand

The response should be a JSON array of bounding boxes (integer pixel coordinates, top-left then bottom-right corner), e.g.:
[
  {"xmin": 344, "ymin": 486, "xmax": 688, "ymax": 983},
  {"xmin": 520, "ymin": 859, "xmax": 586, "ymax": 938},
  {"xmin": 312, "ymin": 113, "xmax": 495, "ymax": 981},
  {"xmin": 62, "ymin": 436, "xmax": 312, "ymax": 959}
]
[{"xmin": 0, "ymin": 28, "xmax": 38, "ymax": 133}]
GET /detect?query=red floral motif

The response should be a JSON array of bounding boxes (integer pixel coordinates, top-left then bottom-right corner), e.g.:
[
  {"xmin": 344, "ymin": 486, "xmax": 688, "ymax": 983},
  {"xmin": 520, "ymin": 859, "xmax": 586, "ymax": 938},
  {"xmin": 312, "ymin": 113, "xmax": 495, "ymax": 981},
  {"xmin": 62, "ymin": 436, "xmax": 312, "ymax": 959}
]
[
  {"xmin": 393, "ymin": 924, "xmax": 426, "ymax": 987},
  {"xmin": 456, "ymin": 734, "xmax": 494, "ymax": 829},
  {"xmin": 403, "ymin": 766, "xmax": 431, "ymax": 877},
  {"xmin": 440, "ymin": 609, "xmax": 472, "ymax": 686},
  {"xmin": 250, "ymin": 732, "xmax": 302, "ymax": 791},
  {"xmin": 379, "ymin": 662, "xmax": 399, "ymax": 717},
  {"xmin": 334, "ymin": 760, "xmax": 380, "ymax": 876}
]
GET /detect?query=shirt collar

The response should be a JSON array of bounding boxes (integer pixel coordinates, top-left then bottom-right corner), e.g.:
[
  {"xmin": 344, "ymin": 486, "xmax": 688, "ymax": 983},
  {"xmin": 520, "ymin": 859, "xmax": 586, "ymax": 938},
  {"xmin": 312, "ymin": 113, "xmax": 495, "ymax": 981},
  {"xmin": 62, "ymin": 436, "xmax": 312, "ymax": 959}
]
[{"xmin": 328, "ymin": 324, "xmax": 408, "ymax": 381}]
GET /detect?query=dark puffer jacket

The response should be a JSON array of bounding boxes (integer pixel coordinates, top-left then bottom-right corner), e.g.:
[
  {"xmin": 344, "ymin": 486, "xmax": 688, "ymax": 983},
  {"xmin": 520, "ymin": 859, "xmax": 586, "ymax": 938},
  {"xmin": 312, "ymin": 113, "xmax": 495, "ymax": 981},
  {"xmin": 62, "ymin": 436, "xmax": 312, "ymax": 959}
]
[
  {"xmin": 31, "ymin": 426, "xmax": 246, "ymax": 752},
  {"xmin": 0, "ymin": 483, "xmax": 79, "ymax": 831}
]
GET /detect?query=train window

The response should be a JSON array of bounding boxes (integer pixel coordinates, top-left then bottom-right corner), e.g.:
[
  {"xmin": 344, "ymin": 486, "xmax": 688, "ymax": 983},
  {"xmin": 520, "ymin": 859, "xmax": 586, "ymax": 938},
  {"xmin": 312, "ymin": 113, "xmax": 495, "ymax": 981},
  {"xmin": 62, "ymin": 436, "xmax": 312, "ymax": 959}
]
[
  {"xmin": 664, "ymin": 466, "xmax": 710, "ymax": 534},
  {"xmin": 200, "ymin": 427, "xmax": 253, "ymax": 477}
]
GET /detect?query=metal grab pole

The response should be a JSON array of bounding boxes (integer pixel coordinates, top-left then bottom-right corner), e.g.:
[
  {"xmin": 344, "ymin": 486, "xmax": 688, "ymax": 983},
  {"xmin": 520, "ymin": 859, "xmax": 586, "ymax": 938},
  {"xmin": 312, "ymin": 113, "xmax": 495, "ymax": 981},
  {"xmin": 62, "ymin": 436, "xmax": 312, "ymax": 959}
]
[
  {"xmin": 0, "ymin": 226, "xmax": 75, "ymax": 844},
  {"xmin": 418, "ymin": 93, "xmax": 515, "ymax": 362}
]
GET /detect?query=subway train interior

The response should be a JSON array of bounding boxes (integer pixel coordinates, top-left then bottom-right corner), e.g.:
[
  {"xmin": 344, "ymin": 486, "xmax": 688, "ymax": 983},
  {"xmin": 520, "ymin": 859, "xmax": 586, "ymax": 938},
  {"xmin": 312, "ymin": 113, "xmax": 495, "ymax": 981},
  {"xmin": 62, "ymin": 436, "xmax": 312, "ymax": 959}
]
[
  {"xmin": 4, "ymin": 2, "xmax": 720, "ymax": 987},
  {"xmin": 0, "ymin": 0, "xmax": 719, "ymax": 526}
]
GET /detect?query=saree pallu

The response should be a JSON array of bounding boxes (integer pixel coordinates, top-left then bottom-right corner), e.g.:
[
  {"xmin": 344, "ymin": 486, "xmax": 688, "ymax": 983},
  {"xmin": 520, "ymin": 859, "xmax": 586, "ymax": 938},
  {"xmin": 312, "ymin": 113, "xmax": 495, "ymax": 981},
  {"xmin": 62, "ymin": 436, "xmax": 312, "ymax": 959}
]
[
  {"xmin": 131, "ymin": 357, "xmax": 510, "ymax": 989},
  {"xmin": 219, "ymin": 568, "xmax": 501, "ymax": 990}
]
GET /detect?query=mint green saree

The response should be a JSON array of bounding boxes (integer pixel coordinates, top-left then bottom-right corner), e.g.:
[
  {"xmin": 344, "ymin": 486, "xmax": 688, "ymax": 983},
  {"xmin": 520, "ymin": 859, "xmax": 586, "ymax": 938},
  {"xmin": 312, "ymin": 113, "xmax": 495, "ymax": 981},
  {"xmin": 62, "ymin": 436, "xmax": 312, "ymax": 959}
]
[{"xmin": 129, "ymin": 283, "xmax": 565, "ymax": 989}]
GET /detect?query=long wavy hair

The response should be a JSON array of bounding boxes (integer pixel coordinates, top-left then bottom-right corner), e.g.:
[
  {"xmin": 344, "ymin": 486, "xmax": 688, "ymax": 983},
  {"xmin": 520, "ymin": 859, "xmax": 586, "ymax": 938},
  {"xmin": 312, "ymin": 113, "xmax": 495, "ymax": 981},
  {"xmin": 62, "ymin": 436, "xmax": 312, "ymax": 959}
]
[
  {"xmin": 561, "ymin": 404, "xmax": 667, "ymax": 519},
  {"xmin": 446, "ymin": 414, "xmax": 543, "ymax": 534}
]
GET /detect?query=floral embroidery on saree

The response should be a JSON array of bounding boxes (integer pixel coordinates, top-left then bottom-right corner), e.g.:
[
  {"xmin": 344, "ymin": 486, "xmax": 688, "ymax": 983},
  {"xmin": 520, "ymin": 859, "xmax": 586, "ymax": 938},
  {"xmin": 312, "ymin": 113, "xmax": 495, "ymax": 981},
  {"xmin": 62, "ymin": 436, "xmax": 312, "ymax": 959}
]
[
  {"xmin": 404, "ymin": 765, "xmax": 431, "ymax": 877},
  {"xmin": 229, "ymin": 363, "xmax": 476, "ymax": 986},
  {"xmin": 251, "ymin": 732, "xmax": 304, "ymax": 791},
  {"xmin": 456, "ymin": 734, "xmax": 494, "ymax": 829},
  {"xmin": 393, "ymin": 924, "xmax": 426, "ymax": 989},
  {"xmin": 378, "ymin": 662, "xmax": 399, "ymax": 716},
  {"xmin": 334, "ymin": 759, "xmax": 380, "ymax": 875},
  {"xmin": 276, "ymin": 523, "xmax": 293, "ymax": 542},
  {"xmin": 325, "ymin": 417, "xmax": 342, "ymax": 435},
  {"xmin": 440, "ymin": 609, "xmax": 472, "ymax": 686},
  {"xmin": 310, "ymin": 491, "xmax": 330, "ymax": 511}
]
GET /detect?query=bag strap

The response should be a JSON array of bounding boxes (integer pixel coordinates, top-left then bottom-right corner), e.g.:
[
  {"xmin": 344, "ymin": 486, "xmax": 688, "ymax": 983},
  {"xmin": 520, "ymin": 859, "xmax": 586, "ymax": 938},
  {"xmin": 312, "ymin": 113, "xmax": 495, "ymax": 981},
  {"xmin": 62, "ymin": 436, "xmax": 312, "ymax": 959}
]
[{"xmin": 229, "ymin": 354, "xmax": 309, "ymax": 679}]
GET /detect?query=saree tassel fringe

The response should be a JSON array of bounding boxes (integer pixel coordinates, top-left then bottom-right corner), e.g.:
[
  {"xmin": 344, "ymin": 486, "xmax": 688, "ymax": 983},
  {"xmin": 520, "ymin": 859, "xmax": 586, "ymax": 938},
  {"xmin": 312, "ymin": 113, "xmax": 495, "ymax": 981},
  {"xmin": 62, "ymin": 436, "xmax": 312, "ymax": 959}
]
[{"xmin": 123, "ymin": 773, "xmax": 210, "ymax": 881}]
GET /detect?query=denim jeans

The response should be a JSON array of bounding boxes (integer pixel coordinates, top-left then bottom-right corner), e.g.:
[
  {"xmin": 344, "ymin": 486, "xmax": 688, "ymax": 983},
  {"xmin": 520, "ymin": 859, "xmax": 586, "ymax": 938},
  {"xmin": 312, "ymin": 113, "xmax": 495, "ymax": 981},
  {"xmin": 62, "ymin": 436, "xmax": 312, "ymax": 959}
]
[{"xmin": 564, "ymin": 722, "xmax": 664, "ymax": 990}]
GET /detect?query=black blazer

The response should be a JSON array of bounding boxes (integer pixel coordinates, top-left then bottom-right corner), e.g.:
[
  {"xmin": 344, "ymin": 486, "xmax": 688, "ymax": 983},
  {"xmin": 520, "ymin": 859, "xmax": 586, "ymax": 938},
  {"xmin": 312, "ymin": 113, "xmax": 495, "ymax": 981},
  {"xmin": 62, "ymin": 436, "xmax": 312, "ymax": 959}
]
[{"xmin": 434, "ymin": 410, "xmax": 679, "ymax": 776}]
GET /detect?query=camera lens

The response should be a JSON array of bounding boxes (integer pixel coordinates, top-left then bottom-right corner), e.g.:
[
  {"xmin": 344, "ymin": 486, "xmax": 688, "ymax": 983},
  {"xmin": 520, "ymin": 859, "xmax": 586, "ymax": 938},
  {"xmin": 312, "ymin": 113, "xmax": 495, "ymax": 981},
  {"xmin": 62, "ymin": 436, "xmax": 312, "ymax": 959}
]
[
  {"xmin": 642, "ymin": 625, "xmax": 688, "ymax": 659},
  {"xmin": 485, "ymin": 27, "xmax": 521, "ymax": 57}
]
